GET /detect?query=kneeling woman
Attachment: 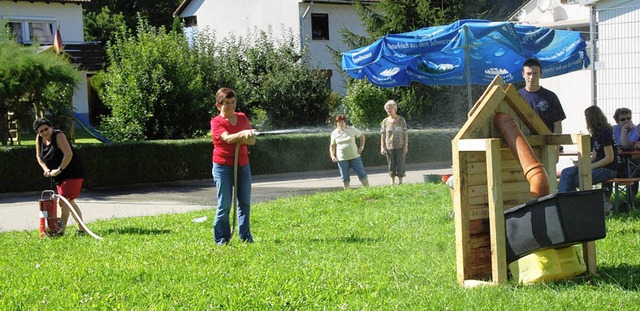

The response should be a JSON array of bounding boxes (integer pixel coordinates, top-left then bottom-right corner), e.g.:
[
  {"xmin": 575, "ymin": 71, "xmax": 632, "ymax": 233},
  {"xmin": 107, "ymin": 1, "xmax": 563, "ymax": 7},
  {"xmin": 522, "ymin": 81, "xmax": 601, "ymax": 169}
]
[{"xmin": 558, "ymin": 106, "xmax": 617, "ymax": 192}]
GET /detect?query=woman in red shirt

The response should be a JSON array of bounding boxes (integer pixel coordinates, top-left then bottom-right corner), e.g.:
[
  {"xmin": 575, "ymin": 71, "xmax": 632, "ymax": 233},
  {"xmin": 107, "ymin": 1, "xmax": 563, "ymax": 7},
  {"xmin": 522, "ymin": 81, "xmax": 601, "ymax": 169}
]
[{"xmin": 211, "ymin": 88, "xmax": 256, "ymax": 245}]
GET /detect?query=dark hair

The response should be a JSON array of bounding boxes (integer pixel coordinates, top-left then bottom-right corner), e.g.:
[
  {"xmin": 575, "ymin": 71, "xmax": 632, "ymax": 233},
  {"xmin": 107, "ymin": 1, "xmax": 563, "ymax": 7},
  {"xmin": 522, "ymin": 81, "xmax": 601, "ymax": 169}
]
[
  {"xmin": 523, "ymin": 58, "xmax": 542, "ymax": 72},
  {"xmin": 613, "ymin": 107, "xmax": 632, "ymax": 122},
  {"xmin": 335, "ymin": 114, "xmax": 346, "ymax": 122},
  {"xmin": 33, "ymin": 118, "xmax": 52, "ymax": 132},
  {"xmin": 584, "ymin": 105, "xmax": 611, "ymax": 135},
  {"xmin": 215, "ymin": 87, "xmax": 236, "ymax": 104}
]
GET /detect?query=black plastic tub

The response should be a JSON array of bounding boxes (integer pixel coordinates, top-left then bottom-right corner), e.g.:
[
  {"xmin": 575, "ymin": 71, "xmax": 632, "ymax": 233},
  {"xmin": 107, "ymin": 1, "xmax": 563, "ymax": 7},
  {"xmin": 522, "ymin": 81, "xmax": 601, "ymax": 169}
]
[{"xmin": 504, "ymin": 189, "xmax": 607, "ymax": 263}]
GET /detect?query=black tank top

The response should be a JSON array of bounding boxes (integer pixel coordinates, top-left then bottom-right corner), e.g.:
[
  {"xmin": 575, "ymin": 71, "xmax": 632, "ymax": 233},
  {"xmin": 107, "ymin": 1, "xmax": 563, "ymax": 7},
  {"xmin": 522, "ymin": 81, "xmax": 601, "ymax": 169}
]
[{"xmin": 38, "ymin": 130, "xmax": 84, "ymax": 184}]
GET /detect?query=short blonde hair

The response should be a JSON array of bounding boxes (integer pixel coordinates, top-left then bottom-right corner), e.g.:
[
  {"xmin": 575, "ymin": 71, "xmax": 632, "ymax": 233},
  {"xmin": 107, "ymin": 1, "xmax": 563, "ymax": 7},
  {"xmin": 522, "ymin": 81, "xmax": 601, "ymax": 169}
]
[{"xmin": 384, "ymin": 100, "xmax": 397, "ymax": 110}]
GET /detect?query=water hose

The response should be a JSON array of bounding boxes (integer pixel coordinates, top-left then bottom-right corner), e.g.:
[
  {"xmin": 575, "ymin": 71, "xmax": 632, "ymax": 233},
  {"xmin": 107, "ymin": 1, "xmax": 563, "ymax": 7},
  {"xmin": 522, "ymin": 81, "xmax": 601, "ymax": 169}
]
[
  {"xmin": 493, "ymin": 112, "xmax": 550, "ymax": 198},
  {"xmin": 230, "ymin": 143, "xmax": 239, "ymax": 238},
  {"xmin": 56, "ymin": 193, "xmax": 103, "ymax": 240}
]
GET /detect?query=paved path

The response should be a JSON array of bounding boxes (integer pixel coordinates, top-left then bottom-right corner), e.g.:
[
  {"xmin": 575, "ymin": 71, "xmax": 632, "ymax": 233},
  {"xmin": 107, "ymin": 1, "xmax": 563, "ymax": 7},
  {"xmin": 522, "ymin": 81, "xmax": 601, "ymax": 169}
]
[{"xmin": 0, "ymin": 162, "xmax": 452, "ymax": 232}]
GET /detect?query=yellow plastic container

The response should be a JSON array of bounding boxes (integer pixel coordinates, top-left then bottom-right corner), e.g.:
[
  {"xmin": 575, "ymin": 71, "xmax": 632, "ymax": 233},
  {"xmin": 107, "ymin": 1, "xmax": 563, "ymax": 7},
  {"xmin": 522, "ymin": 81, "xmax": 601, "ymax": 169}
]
[{"xmin": 509, "ymin": 245, "xmax": 587, "ymax": 284}]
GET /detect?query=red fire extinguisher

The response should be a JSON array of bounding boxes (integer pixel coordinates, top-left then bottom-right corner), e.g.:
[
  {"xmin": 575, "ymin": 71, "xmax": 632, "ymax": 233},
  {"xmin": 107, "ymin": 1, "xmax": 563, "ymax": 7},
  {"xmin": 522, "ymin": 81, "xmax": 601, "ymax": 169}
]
[{"xmin": 39, "ymin": 190, "xmax": 59, "ymax": 238}]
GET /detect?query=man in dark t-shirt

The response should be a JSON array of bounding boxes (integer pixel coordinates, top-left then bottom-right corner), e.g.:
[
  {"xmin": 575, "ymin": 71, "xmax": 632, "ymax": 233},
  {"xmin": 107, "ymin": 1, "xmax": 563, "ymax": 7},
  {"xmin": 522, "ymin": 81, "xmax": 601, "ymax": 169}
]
[{"xmin": 518, "ymin": 58, "xmax": 566, "ymax": 134}]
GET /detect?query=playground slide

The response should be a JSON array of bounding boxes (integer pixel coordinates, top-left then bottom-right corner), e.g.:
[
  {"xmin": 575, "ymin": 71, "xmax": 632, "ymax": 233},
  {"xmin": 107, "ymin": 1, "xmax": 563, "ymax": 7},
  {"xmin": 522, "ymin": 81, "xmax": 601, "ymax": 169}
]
[{"xmin": 73, "ymin": 112, "xmax": 111, "ymax": 143}]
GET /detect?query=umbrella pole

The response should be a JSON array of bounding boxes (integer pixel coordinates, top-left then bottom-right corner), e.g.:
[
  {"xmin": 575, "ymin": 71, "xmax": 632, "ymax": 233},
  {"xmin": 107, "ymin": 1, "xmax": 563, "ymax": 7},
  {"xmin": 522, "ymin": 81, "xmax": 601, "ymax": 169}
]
[{"xmin": 464, "ymin": 25, "xmax": 473, "ymax": 111}]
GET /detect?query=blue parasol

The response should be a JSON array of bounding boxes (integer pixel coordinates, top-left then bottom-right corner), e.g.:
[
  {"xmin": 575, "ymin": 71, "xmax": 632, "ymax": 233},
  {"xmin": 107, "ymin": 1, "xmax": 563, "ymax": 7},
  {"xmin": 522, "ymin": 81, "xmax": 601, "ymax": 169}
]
[{"xmin": 342, "ymin": 19, "xmax": 590, "ymax": 109}]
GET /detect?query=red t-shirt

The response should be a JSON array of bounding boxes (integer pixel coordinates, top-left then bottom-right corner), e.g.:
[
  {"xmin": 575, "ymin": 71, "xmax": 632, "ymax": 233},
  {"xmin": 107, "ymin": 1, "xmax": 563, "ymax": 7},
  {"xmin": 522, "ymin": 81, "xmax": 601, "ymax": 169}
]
[{"xmin": 211, "ymin": 112, "xmax": 252, "ymax": 166}]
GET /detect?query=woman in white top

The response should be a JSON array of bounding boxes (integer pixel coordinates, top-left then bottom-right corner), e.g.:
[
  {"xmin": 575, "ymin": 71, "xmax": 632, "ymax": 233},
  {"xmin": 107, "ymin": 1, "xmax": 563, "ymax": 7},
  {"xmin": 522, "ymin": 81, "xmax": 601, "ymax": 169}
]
[{"xmin": 330, "ymin": 114, "xmax": 369, "ymax": 189}]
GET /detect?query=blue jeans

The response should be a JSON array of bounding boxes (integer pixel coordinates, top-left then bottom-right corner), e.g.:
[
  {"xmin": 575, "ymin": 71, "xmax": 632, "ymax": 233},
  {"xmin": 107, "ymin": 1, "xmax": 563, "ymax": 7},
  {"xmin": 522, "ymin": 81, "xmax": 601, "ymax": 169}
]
[
  {"xmin": 337, "ymin": 157, "xmax": 368, "ymax": 183},
  {"xmin": 558, "ymin": 166, "xmax": 617, "ymax": 192},
  {"xmin": 212, "ymin": 163, "xmax": 253, "ymax": 244}
]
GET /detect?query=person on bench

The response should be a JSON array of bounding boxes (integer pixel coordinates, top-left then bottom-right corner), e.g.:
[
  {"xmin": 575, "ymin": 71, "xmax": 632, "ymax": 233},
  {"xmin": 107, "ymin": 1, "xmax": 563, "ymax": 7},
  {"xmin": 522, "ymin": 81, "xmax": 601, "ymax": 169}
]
[
  {"xmin": 613, "ymin": 108, "xmax": 640, "ymax": 150},
  {"xmin": 558, "ymin": 106, "xmax": 617, "ymax": 192}
]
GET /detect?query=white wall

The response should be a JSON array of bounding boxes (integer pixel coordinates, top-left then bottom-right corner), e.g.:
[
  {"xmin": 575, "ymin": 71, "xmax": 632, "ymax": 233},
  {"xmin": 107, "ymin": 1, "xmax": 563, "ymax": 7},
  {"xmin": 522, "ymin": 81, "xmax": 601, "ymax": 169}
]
[
  {"xmin": 302, "ymin": 3, "xmax": 369, "ymax": 94},
  {"xmin": 184, "ymin": 0, "xmax": 300, "ymax": 40}
]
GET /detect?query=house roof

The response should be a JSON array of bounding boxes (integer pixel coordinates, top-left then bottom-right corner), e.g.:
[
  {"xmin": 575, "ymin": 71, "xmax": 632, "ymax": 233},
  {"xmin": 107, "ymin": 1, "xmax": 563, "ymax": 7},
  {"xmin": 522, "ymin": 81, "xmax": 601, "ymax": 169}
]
[
  {"xmin": 8, "ymin": 0, "xmax": 90, "ymax": 3},
  {"xmin": 174, "ymin": 0, "xmax": 379, "ymax": 17}
]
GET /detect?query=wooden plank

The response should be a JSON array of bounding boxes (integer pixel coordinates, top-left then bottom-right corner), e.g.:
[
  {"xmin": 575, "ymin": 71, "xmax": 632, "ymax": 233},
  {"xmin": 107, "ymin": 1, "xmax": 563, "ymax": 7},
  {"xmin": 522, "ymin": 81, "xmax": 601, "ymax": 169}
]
[
  {"xmin": 468, "ymin": 181, "xmax": 530, "ymax": 198},
  {"xmin": 468, "ymin": 193, "xmax": 531, "ymax": 206},
  {"xmin": 454, "ymin": 146, "xmax": 471, "ymax": 285},
  {"xmin": 541, "ymin": 144, "xmax": 559, "ymax": 193},
  {"xmin": 468, "ymin": 75, "xmax": 506, "ymax": 118},
  {"xmin": 576, "ymin": 134, "xmax": 597, "ymax": 274},
  {"xmin": 454, "ymin": 86, "xmax": 507, "ymax": 140},
  {"xmin": 486, "ymin": 139, "xmax": 508, "ymax": 284}
]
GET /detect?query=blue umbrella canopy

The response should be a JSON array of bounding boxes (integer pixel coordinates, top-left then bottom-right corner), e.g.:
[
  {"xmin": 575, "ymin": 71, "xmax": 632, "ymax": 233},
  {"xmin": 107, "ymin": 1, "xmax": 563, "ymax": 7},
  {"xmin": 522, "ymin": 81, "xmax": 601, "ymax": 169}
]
[{"xmin": 342, "ymin": 19, "xmax": 590, "ymax": 88}]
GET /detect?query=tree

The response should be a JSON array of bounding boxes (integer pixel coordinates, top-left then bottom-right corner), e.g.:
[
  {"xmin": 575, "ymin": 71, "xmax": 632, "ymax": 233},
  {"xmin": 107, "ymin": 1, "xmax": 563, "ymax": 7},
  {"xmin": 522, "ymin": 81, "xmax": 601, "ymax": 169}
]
[
  {"xmin": 99, "ymin": 20, "xmax": 209, "ymax": 141},
  {"xmin": 83, "ymin": 7, "xmax": 127, "ymax": 45},
  {"xmin": 84, "ymin": 0, "xmax": 183, "ymax": 31},
  {"xmin": 0, "ymin": 30, "xmax": 80, "ymax": 145},
  {"xmin": 217, "ymin": 28, "xmax": 333, "ymax": 129},
  {"xmin": 98, "ymin": 22, "xmax": 333, "ymax": 141}
]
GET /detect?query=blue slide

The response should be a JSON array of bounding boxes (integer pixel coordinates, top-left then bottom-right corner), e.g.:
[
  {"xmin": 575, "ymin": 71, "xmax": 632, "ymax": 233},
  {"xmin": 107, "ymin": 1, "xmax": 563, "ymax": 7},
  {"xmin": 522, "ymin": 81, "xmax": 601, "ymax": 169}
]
[{"xmin": 73, "ymin": 112, "xmax": 111, "ymax": 143}]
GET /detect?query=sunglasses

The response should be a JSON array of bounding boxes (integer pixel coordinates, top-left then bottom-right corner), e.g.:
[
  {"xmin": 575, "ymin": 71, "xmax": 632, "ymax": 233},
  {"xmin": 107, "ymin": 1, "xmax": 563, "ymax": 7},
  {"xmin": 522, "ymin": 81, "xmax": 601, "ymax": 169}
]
[
  {"xmin": 37, "ymin": 127, "xmax": 51, "ymax": 134},
  {"xmin": 619, "ymin": 117, "xmax": 631, "ymax": 122}
]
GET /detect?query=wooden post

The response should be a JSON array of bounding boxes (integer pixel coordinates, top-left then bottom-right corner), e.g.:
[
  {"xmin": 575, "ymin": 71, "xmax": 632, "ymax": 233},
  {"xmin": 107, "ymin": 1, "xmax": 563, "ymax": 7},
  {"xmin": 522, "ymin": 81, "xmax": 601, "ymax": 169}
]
[{"xmin": 486, "ymin": 139, "xmax": 507, "ymax": 284}]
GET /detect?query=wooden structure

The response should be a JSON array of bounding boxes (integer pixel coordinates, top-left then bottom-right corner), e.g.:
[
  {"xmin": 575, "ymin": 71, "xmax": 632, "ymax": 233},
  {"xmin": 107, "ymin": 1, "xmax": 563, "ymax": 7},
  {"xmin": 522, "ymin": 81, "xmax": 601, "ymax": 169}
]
[{"xmin": 452, "ymin": 76, "xmax": 597, "ymax": 286}]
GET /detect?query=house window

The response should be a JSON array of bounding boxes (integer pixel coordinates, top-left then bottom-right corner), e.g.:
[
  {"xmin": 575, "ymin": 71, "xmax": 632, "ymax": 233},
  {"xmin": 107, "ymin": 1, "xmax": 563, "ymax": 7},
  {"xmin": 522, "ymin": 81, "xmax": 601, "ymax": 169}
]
[
  {"xmin": 7, "ymin": 20, "xmax": 56, "ymax": 44},
  {"xmin": 183, "ymin": 16, "xmax": 197, "ymax": 27},
  {"xmin": 311, "ymin": 14, "xmax": 329, "ymax": 40}
]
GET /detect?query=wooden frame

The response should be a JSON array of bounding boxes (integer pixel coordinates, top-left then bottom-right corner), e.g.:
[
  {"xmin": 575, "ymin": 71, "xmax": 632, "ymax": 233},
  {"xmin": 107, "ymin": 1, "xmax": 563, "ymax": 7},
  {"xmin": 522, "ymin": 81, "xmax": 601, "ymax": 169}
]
[{"xmin": 453, "ymin": 76, "xmax": 597, "ymax": 286}]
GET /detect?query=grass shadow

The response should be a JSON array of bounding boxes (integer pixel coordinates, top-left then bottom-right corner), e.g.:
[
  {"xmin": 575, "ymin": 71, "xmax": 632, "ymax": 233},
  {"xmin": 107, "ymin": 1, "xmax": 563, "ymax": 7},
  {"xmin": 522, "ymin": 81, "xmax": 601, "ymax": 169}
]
[
  {"xmin": 104, "ymin": 226, "xmax": 173, "ymax": 235},
  {"xmin": 590, "ymin": 264, "xmax": 640, "ymax": 291},
  {"xmin": 308, "ymin": 236, "xmax": 382, "ymax": 244}
]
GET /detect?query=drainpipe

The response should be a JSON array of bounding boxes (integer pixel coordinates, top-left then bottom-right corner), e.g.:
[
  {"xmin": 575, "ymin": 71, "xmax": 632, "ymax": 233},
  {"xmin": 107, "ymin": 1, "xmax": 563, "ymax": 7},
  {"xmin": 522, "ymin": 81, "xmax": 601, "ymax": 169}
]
[
  {"xmin": 494, "ymin": 112, "xmax": 550, "ymax": 198},
  {"xmin": 300, "ymin": 0, "xmax": 314, "ymax": 52}
]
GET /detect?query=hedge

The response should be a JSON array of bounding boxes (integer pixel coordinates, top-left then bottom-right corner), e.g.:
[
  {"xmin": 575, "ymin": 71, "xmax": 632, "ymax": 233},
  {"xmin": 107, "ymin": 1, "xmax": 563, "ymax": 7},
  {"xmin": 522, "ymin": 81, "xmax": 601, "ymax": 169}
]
[{"xmin": 0, "ymin": 129, "xmax": 456, "ymax": 193}]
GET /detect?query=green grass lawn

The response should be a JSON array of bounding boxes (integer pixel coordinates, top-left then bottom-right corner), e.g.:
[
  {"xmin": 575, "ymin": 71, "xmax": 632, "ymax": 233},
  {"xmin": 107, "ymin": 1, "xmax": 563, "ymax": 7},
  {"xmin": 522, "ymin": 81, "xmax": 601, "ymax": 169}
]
[{"xmin": 1, "ymin": 184, "xmax": 638, "ymax": 309}]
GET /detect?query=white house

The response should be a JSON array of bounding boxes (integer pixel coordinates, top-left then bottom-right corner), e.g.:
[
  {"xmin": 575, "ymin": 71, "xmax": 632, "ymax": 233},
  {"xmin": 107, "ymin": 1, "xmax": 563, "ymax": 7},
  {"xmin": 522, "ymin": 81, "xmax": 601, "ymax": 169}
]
[
  {"xmin": 1, "ymin": 0, "xmax": 102, "ymax": 131},
  {"xmin": 173, "ymin": 0, "xmax": 379, "ymax": 95}
]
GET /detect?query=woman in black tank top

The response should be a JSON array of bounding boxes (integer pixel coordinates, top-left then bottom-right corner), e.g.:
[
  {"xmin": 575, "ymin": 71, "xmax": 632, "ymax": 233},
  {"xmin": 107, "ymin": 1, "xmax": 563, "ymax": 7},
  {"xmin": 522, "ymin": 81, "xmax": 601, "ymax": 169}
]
[{"xmin": 34, "ymin": 118, "xmax": 86, "ymax": 236}]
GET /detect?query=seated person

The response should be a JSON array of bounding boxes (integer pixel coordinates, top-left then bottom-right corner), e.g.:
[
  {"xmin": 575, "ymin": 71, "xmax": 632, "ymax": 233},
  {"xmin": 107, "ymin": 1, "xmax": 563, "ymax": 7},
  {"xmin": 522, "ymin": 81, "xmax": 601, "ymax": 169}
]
[
  {"xmin": 612, "ymin": 108, "xmax": 640, "ymax": 179},
  {"xmin": 558, "ymin": 106, "xmax": 617, "ymax": 193},
  {"xmin": 612, "ymin": 108, "xmax": 640, "ymax": 149}
]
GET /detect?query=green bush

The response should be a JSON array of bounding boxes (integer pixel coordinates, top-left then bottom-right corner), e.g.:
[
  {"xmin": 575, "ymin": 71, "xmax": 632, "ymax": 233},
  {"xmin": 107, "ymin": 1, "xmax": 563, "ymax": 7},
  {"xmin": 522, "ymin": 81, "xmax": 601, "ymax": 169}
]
[
  {"xmin": 0, "ymin": 130, "xmax": 455, "ymax": 193},
  {"xmin": 100, "ymin": 20, "xmax": 210, "ymax": 141},
  {"xmin": 342, "ymin": 80, "xmax": 390, "ymax": 129}
]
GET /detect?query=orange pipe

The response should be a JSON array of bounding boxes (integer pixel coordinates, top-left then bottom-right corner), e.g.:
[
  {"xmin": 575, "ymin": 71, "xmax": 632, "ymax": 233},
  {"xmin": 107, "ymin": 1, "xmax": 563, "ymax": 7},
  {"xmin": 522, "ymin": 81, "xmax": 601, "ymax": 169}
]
[{"xmin": 493, "ymin": 112, "xmax": 550, "ymax": 198}]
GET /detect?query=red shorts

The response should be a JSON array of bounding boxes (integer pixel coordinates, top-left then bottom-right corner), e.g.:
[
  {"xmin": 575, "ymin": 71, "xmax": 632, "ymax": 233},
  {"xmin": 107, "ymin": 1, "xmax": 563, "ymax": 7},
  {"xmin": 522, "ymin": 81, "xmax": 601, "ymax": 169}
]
[{"xmin": 56, "ymin": 179, "xmax": 83, "ymax": 200}]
